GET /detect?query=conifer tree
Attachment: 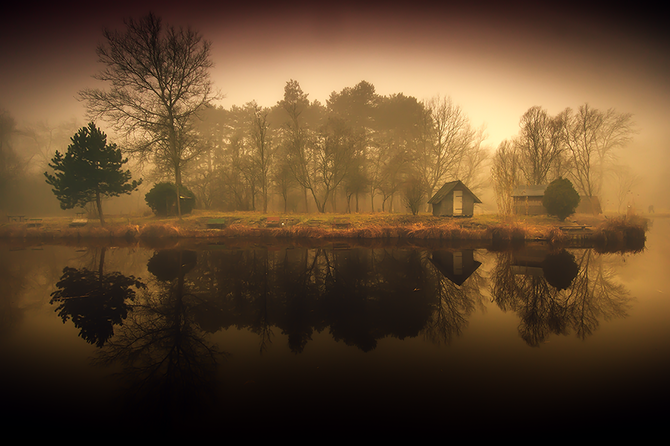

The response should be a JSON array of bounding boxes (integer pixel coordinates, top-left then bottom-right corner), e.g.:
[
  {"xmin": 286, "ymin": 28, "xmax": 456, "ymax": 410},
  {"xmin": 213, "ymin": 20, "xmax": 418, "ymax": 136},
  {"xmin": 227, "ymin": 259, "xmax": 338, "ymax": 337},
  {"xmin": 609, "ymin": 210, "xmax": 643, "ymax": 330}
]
[{"xmin": 45, "ymin": 122, "xmax": 141, "ymax": 225}]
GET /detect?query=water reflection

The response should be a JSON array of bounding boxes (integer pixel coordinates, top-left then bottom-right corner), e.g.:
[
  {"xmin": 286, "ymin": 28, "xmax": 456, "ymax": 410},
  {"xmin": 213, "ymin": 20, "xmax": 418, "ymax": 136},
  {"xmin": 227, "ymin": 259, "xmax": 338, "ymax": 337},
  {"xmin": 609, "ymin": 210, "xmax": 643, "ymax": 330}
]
[
  {"xmin": 101, "ymin": 244, "xmax": 633, "ymax": 354},
  {"xmin": 91, "ymin": 248, "xmax": 227, "ymax": 428},
  {"xmin": 50, "ymin": 247, "xmax": 146, "ymax": 347},
  {"xmin": 2, "ymin": 241, "xmax": 649, "ymax": 431},
  {"xmin": 491, "ymin": 245, "xmax": 631, "ymax": 346},
  {"xmin": 178, "ymin": 246, "xmax": 489, "ymax": 353}
]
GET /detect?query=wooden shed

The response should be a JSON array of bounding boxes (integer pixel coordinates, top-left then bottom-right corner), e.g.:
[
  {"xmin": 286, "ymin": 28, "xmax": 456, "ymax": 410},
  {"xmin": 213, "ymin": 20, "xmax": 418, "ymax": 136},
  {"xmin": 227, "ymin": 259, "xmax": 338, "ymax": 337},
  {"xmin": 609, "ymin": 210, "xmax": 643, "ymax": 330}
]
[
  {"xmin": 428, "ymin": 180, "xmax": 481, "ymax": 217},
  {"xmin": 512, "ymin": 185, "xmax": 548, "ymax": 215},
  {"xmin": 512, "ymin": 185, "xmax": 602, "ymax": 216}
]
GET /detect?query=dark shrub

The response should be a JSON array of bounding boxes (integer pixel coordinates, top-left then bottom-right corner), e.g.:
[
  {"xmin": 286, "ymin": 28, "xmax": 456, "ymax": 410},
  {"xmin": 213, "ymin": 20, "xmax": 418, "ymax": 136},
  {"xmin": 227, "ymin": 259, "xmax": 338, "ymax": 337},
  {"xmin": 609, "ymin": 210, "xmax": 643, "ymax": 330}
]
[
  {"xmin": 542, "ymin": 177, "xmax": 580, "ymax": 221},
  {"xmin": 145, "ymin": 182, "xmax": 196, "ymax": 216}
]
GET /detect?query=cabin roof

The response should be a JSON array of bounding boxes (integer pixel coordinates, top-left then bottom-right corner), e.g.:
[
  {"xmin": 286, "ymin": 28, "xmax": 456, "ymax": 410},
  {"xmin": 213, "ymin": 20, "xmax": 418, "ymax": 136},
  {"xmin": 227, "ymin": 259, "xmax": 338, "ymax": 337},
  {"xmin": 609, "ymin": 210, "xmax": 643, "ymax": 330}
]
[
  {"xmin": 428, "ymin": 180, "xmax": 482, "ymax": 204},
  {"xmin": 511, "ymin": 184, "xmax": 548, "ymax": 197}
]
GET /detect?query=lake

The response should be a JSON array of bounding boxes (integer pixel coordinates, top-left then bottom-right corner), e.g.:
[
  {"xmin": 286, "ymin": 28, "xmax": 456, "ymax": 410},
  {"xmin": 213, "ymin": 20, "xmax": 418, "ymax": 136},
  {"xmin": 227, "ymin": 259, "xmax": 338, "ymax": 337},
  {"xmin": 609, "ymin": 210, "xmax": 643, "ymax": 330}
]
[{"xmin": 2, "ymin": 218, "xmax": 669, "ymax": 437}]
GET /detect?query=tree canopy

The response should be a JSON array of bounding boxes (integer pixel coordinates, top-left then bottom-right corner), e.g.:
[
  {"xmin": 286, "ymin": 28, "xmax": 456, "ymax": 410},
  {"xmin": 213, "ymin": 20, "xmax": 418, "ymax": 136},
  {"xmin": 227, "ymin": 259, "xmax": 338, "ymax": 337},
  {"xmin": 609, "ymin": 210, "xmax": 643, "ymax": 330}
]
[
  {"xmin": 79, "ymin": 13, "xmax": 218, "ymax": 218},
  {"xmin": 44, "ymin": 122, "xmax": 141, "ymax": 225}
]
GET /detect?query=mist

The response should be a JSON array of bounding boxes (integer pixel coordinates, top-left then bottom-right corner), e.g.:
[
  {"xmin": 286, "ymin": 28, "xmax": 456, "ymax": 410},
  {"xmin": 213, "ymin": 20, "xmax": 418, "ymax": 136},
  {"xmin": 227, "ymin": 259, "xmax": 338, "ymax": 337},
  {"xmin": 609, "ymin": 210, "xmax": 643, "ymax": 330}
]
[{"xmin": 1, "ymin": 2, "xmax": 668, "ymax": 215}]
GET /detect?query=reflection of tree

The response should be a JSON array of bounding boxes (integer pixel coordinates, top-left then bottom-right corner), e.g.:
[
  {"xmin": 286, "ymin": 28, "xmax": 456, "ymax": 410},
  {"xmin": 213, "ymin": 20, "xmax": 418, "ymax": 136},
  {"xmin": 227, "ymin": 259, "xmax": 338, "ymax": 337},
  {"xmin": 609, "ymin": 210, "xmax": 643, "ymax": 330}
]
[
  {"xmin": 187, "ymin": 246, "xmax": 451, "ymax": 353},
  {"xmin": 95, "ymin": 249, "xmax": 227, "ymax": 428},
  {"xmin": 565, "ymin": 250, "xmax": 631, "ymax": 340},
  {"xmin": 490, "ymin": 248, "xmax": 631, "ymax": 346},
  {"xmin": 49, "ymin": 247, "xmax": 145, "ymax": 347}
]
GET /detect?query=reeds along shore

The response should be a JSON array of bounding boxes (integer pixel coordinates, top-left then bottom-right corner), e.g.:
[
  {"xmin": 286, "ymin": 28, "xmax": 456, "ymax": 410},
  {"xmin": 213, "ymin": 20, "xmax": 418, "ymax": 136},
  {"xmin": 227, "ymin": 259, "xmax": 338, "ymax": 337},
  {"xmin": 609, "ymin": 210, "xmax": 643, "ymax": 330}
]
[{"xmin": 0, "ymin": 214, "xmax": 649, "ymax": 252}]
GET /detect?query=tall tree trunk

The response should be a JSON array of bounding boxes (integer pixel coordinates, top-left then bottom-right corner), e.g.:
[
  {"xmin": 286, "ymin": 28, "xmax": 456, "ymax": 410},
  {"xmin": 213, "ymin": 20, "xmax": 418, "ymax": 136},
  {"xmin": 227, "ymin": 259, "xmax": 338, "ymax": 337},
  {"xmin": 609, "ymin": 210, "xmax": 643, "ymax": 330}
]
[
  {"xmin": 175, "ymin": 167, "xmax": 182, "ymax": 219},
  {"xmin": 370, "ymin": 186, "xmax": 375, "ymax": 213},
  {"xmin": 96, "ymin": 191, "xmax": 105, "ymax": 226}
]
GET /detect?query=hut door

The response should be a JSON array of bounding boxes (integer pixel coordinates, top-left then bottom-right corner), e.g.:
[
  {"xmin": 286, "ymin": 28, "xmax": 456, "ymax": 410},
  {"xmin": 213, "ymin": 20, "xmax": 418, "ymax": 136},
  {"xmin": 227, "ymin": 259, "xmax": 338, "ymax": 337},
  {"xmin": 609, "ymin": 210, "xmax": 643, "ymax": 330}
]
[
  {"xmin": 453, "ymin": 190, "xmax": 463, "ymax": 215},
  {"xmin": 453, "ymin": 251, "xmax": 463, "ymax": 275}
]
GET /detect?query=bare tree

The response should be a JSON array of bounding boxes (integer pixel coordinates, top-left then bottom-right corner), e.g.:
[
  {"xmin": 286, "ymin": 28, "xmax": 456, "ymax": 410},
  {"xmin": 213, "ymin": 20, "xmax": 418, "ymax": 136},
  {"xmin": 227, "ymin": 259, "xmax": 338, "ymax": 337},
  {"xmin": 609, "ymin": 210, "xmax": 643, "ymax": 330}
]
[
  {"xmin": 371, "ymin": 93, "xmax": 425, "ymax": 212},
  {"xmin": 515, "ymin": 106, "xmax": 565, "ymax": 186},
  {"xmin": 0, "ymin": 110, "xmax": 19, "ymax": 209},
  {"xmin": 414, "ymin": 96, "xmax": 486, "ymax": 203},
  {"xmin": 79, "ymin": 13, "xmax": 219, "ymax": 218},
  {"xmin": 611, "ymin": 164, "xmax": 641, "ymax": 213},
  {"xmin": 491, "ymin": 139, "xmax": 519, "ymax": 215},
  {"xmin": 401, "ymin": 173, "xmax": 426, "ymax": 215},
  {"xmin": 563, "ymin": 104, "xmax": 634, "ymax": 198},
  {"xmin": 278, "ymin": 80, "xmax": 313, "ymax": 212},
  {"xmin": 248, "ymin": 102, "xmax": 274, "ymax": 212},
  {"xmin": 288, "ymin": 117, "xmax": 358, "ymax": 213}
]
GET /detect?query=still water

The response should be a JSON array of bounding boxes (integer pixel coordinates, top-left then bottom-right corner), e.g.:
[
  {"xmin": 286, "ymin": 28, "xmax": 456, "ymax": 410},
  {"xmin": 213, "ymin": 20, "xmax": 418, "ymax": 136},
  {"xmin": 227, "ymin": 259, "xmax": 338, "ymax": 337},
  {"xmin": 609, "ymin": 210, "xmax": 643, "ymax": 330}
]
[{"xmin": 2, "ymin": 219, "xmax": 669, "ymax": 435}]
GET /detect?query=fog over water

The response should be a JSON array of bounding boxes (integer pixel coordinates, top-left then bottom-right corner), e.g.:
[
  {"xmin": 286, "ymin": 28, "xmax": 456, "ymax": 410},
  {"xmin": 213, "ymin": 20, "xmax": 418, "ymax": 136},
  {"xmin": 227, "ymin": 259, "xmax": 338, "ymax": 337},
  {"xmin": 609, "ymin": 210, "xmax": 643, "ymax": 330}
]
[{"xmin": 1, "ymin": 2, "xmax": 669, "ymax": 212}]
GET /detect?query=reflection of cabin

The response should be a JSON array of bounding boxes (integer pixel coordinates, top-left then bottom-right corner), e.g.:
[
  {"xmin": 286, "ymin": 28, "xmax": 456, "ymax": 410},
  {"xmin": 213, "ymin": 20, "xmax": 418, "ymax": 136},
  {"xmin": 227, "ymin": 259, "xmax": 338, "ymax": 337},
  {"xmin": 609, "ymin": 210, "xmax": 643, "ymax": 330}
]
[
  {"xmin": 429, "ymin": 250, "xmax": 482, "ymax": 286},
  {"xmin": 428, "ymin": 180, "xmax": 481, "ymax": 217},
  {"xmin": 511, "ymin": 244, "xmax": 550, "ymax": 277},
  {"xmin": 512, "ymin": 185, "xmax": 548, "ymax": 215}
]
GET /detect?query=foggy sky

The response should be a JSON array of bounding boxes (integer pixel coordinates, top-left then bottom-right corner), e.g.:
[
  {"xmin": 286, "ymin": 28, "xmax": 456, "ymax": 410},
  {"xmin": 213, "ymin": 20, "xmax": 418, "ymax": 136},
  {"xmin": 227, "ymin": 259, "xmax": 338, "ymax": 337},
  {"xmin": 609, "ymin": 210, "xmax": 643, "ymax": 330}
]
[{"xmin": 2, "ymin": 1, "xmax": 668, "ymax": 205}]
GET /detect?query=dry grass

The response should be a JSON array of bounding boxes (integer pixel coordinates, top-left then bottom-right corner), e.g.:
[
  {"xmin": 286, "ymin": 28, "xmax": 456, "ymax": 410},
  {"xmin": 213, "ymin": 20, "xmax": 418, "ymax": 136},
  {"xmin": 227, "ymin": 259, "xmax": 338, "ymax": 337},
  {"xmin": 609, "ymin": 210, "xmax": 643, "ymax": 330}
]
[
  {"xmin": 0, "ymin": 210, "xmax": 648, "ymax": 251},
  {"xmin": 592, "ymin": 214, "xmax": 648, "ymax": 252}
]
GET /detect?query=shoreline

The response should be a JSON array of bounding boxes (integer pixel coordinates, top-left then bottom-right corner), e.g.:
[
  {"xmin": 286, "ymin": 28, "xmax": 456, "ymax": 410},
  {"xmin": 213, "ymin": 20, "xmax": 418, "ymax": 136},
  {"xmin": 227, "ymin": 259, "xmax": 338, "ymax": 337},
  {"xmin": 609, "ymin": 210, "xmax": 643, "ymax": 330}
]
[{"xmin": 0, "ymin": 212, "xmax": 649, "ymax": 252}]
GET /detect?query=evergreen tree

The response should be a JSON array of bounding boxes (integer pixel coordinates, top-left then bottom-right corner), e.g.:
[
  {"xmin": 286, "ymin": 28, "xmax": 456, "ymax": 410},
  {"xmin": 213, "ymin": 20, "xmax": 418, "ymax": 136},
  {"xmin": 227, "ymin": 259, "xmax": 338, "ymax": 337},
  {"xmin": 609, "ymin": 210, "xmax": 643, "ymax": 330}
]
[
  {"xmin": 542, "ymin": 177, "xmax": 580, "ymax": 221},
  {"xmin": 44, "ymin": 122, "xmax": 142, "ymax": 225}
]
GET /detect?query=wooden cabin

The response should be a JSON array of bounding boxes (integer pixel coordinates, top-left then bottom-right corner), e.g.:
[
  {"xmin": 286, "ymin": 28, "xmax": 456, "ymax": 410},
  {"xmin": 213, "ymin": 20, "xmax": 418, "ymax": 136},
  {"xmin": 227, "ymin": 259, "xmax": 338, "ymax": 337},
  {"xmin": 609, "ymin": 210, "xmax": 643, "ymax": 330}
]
[
  {"xmin": 512, "ymin": 185, "xmax": 602, "ymax": 216},
  {"xmin": 512, "ymin": 185, "xmax": 547, "ymax": 215},
  {"xmin": 428, "ymin": 180, "xmax": 481, "ymax": 217}
]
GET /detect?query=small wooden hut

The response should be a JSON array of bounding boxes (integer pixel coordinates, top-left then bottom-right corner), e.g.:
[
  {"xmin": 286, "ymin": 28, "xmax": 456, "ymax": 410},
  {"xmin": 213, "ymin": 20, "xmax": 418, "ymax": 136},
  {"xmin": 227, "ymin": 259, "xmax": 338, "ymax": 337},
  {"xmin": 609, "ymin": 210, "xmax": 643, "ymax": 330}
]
[
  {"xmin": 512, "ymin": 185, "xmax": 602, "ymax": 216},
  {"xmin": 428, "ymin": 180, "xmax": 481, "ymax": 217},
  {"xmin": 512, "ymin": 185, "xmax": 548, "ymax": 215}
]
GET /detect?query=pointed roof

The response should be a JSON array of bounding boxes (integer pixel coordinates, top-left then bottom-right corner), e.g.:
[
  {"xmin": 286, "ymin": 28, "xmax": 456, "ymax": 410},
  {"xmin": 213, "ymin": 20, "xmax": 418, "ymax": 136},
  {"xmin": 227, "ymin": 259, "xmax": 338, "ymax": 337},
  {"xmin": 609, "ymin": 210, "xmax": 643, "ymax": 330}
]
[
  {"xmin": 429, "ymin": 250, "xmax": 482, "ymax": 286},
  {"xmin": 428, "ymin": 180, "xmax": 482, "ymax": 204}
]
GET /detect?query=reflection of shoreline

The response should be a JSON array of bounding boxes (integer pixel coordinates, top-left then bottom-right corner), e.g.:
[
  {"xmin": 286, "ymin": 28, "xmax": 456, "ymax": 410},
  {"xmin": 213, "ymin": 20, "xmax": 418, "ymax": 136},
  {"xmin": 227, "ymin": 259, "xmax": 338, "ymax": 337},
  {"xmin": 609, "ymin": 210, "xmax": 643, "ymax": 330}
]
[{"xmin": 0, "ymin": 234, "xmax": 646, "ymax": 255}]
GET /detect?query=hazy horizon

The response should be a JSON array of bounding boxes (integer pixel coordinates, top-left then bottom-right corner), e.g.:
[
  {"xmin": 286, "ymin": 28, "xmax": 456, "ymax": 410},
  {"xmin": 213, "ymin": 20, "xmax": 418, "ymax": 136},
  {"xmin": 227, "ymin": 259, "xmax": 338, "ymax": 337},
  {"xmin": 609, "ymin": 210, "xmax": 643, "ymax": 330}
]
[{"xmin": 2, "ymin": 1, "xmax": 668, "ymax": 209}]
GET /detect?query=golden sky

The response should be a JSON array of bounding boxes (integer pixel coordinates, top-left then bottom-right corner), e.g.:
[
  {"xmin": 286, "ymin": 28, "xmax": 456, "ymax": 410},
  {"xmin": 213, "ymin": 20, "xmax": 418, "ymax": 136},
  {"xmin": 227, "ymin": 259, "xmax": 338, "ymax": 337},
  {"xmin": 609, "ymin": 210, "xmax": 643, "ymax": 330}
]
[{"xmin": 1, "ymin": 1, "xmax": 668, "ymax": 203}]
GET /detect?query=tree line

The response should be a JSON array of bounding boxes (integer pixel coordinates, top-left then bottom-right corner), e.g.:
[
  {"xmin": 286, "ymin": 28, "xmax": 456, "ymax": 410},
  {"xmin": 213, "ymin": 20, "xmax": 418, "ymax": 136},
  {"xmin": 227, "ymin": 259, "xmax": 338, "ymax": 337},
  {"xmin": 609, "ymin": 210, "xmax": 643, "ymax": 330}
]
[
  {"xmin": 1, "ymin": 13, "xmax": 637, "ymax": 219},
  {"xmin": 492, "ymin": 104, "xmax": 635, "ymax": 215},
  {"xmin": 76, "ymin": 13, "xmax": 487, "ymax": 217},
  {"xmin": 185, "ymin": 82, "xmax": 488, "ymax": 214}
]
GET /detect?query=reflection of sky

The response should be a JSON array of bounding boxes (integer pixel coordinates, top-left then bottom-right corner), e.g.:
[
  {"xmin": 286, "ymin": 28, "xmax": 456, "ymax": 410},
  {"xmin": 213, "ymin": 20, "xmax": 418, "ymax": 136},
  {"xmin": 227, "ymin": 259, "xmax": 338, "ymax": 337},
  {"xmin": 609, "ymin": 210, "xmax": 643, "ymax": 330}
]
[{"xmin": 2, "ymin": 2, "xmax": 669, "ymax": 203}]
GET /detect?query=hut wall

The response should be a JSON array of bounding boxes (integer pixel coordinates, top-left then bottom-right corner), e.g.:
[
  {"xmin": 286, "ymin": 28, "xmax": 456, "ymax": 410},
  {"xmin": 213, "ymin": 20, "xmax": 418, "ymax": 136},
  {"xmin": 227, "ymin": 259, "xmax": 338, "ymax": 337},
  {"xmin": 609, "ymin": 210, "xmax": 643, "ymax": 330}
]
[
  {"xmin": 432, "ymin": 188, "xmax": 476, "ymax": 217},
  {"xmin": 432, "ymin": 194, "xmax": 453, "ymax": 216},
  {"xmin": 513, "ymin": 196, "xmax": 546, "ymax": 215}
]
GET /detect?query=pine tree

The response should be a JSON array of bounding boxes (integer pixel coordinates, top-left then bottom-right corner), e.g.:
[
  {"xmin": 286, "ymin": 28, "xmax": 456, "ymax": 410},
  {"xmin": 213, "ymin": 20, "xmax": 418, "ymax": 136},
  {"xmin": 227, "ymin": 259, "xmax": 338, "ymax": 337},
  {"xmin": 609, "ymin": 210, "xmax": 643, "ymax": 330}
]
[{"xmin": 44, "ymin": 122, "xmax": 141, "ymax": 225}]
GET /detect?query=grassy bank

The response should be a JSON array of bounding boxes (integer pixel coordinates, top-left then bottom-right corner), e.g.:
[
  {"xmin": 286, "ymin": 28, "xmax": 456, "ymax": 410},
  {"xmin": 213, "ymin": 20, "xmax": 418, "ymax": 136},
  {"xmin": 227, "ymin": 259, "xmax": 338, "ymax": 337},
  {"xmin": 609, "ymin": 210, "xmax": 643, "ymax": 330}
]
[{"xmin": 0, "ymin": 210, "xmax": 649, "ymax": 251}]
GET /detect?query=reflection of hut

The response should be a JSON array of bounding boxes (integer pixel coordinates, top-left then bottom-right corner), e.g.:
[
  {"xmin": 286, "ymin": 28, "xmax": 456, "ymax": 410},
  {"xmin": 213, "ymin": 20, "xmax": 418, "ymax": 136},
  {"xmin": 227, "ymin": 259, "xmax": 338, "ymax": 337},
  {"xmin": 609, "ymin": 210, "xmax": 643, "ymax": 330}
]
[
  {"xmin": 512, "ymin": 245, "xmax": 580, "ymax": 290},
  {"xmin": 430, "ymin": 250, "xmax": 481, "ymax": 286},
  {"xmin": 428, "ymin": 180, "xmax": 481, "ymax": 217},
  {"xmin": 511, "ymin": 244, "xmax": 550, "ymax": 277},
  {"xmin": 512, "ymin": 185, "xmax": 547, "ymax": 216}
]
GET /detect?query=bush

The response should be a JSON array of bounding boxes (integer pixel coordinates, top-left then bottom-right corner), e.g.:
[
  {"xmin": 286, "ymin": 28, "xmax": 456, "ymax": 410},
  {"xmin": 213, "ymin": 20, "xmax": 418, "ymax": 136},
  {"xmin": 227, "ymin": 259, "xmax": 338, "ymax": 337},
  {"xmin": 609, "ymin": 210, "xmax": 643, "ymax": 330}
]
[
  {"xmin": 145, "ymin": 182, "xmax": 196, "ymax": 216},
  {"xmin": 542, "ymin": 177, "xmax": 580, "ymax": 221}
]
